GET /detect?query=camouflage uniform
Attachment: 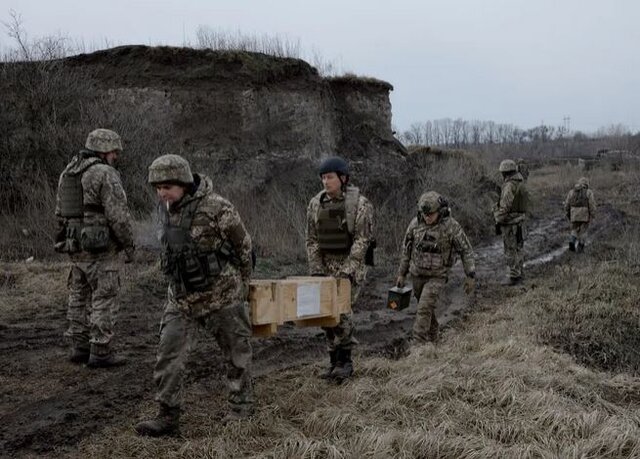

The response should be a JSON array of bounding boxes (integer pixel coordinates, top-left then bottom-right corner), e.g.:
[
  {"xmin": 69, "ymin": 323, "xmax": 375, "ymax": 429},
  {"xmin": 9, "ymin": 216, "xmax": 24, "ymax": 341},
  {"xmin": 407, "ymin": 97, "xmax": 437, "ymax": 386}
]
[
  {"xmin": 494, "ymin": 166, "xmax": 527, "ymax": 281},
  {"xmin": 151, "ymin": 166, "xmax": 254, "ymax": 418},
  {"xmin": 564, "ymin": 178, "xmax": 596, "ymax": 251},
  {"xmin": 55, "ymin": 130, "xmax": 134, "ymax": 361},
  {"xmin": 306, "ymin": 186, "xmax": 374, "ymax": 352},
  {"xmin": 397, "ymin": 193, "xmax": 475, "ymax": 344}
]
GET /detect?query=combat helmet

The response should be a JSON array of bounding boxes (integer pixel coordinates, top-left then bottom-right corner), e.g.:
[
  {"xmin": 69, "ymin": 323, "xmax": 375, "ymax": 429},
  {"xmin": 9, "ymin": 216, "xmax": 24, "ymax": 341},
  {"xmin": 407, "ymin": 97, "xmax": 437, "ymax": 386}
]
[
  {"xmin": 577, "ymin": 177, "xmax": 589, "ymax": 188},
  {"xmin": 319, "ymin": 156, "xmax": 350, "ymax": 177},
  {"xmin": 418, "ymin": 191, "xmax": 448, "ymax": 215},
  {"xmin": 85, "ymin": 129, "xmax": 123, "ymax": 153},
  {"xmin": 148, "ymin": 154, "xmax": 194, "ymax": 185},
  {"xmin": 498, "ymin": 159, "xmax": 518, "ymax": 173}
]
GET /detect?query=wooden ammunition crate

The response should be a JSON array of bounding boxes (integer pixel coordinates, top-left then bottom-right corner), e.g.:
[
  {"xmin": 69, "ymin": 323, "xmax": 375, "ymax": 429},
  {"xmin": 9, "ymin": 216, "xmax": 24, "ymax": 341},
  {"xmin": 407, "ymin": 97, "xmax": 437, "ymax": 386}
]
[{"xmin": 249, "ymin": 276, "xmax": 351, "ymax": 337}]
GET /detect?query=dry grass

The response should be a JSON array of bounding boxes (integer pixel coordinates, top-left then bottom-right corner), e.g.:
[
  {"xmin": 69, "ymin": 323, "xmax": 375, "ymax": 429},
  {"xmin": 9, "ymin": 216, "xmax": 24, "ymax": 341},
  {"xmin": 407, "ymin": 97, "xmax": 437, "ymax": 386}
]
[
  {"xmin": 66, "ymin": 163, "xmax": 640, "ymax": 458},
  {"xmin": 71, "ymin": 241, "xmax": 640, "ymax": 458}
]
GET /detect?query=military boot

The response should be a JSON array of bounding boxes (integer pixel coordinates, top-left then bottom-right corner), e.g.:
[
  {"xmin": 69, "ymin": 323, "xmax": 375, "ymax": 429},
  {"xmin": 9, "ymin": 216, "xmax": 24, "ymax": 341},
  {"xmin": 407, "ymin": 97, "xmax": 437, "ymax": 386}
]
[
  {"xmin": 69, "ymin": 343, "xmax": 91, "ymax": 363},
  {"xmin": 135, "ymin": 404, "xmax": 180, "ymax": 437},
  {"xmin": 319, "ymin": 350, "xmax": 338, "ymax": 379},
  {"xmin": 331, "ymin": 349, "xmax": 354, "ymax": 383},
  {"xmin": 86, "ymin": 344, "xmax": 126, "ymax": 369}
]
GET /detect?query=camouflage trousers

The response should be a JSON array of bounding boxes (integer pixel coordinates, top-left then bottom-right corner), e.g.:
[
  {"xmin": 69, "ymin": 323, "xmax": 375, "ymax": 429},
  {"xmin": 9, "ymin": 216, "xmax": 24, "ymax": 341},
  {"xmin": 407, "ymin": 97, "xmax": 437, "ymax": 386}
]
[
  {"xmin": 64, "ymin": 260, "xmax": 121, "ymax": 350},
  {"xmin": 570, "ymin": 221, "xmax": 590, "ymax": 244},
  {"xmin": 154, "ymin": 300, "xmax": 253, "ymax": 414},
  {"xmin": 502, "ymin": 223, "xmax": 525, "ymax": 279},
  {"xmin": 411, "ymin": 276, "xmax": 447, "ymax": 344},
  {"xmin": 316, "ymin": 254, "xmax": 367, "ymax": 352}
]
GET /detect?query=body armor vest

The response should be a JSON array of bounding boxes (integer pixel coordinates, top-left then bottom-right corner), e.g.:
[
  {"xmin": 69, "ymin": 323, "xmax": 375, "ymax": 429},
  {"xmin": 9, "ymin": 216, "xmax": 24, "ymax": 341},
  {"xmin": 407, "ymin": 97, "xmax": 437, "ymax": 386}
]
[
  {"xmin": 412, "ymin": 223, "xmax": 453, "ymax": 273},
  {"xmin": 317, "ymin": 198, "xmax": 352, "ymax": 252},
  {"xmin": 55, "ymin": 156, "xmax": 106, "ymax": 254},
  {"xmin": 510, "ymin": 182, "xmax": 529, "ymax": 213},
  {"xmin": 160, "ymin": 198, "xmax": 233, "ymax": 297}
]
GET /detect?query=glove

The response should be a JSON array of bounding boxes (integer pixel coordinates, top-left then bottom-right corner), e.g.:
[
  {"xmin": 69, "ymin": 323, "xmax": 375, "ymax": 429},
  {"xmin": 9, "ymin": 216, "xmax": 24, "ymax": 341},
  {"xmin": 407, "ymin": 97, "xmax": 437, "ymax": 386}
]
[
  {"xmin": 396, "ymin": 275, "xmax": 405, "ymax": 288},
  {"xmin": 124, "ymin": 247, "xmax": 135, "ymax": 264},
  {"xmin": 463, "ymin": 276, "xmax": 476, "ymax": 295},
  {"xmin": 338, "ymin": 271, "xmax": 354, "ymax": 283}
]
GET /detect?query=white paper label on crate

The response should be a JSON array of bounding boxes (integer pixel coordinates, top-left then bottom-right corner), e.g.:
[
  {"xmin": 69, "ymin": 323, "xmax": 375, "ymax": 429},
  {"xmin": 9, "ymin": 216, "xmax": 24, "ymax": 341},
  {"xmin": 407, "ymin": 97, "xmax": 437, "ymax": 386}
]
[{"xmin": 297, "ymin": 283, "xmax": 321, "ymax": 317}]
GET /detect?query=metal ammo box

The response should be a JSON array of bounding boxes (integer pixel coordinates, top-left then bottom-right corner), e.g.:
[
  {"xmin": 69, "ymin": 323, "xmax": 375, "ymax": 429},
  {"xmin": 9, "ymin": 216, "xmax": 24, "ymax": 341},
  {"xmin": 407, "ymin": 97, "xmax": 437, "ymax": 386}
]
[{"xmin": 387, "ymin": 286, "xmax": 413, "ymax": 311}]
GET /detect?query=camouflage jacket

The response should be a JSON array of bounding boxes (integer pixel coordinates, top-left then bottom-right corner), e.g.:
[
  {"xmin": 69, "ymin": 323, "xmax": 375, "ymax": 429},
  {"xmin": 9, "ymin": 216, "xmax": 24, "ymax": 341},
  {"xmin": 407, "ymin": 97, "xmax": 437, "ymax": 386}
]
[
  {"xmin": 494, "ymin": 173, "xmax": 527, "ymax": 225},
  {"xmin": 397, "ymin": 215, "xmax": 475, "ymax": 279},
  {"xmin": 55, "ymin": 150, "xmax": 134, "ymax": 261},
  {"xmin": 164, "ymin": 174, "xmax": 253, "ymax": 317},
  {"xmin": 305, "ymin": 186, "xmax": 374, "ymax": 284},
  {"xmin": 564, "ymin": 186, "xmax": 596, "ymax": 220}
]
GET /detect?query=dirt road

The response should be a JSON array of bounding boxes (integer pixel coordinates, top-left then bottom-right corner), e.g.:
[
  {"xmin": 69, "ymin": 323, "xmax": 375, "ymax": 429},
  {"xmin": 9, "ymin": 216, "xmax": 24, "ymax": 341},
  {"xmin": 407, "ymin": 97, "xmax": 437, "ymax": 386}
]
[{"xmin": 0, "ymin": 204, "xmax": 621, "ymax": 457}]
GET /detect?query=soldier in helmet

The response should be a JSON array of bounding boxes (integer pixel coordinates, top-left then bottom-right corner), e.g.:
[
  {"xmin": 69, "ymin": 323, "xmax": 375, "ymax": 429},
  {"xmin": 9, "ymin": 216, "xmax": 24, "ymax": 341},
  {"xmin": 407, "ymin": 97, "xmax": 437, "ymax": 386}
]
[
  {"xmin": 395, "ymin": 191, "xmax": 476, "ymax": 344},
  {"xmin": 306, "ymin": 156, "xmax": 375, "ymax": 382},
  {"xmin": 494, "ymin": 159, "xmax": 528, "ymax": 285},
  {"xmin": 135, "ymin": 154, "xmax": 254, "ymax": 437},
  {"xmin": 54, "ymin": 128, "xmax": 134, "ymax": 368},
  {"xmin": 563, "ymin": 177, "xmax": 596, "ymax": 252},
  {"xmin": 515, "ymin": 158, "xmax": 529, "ymax": 182}
]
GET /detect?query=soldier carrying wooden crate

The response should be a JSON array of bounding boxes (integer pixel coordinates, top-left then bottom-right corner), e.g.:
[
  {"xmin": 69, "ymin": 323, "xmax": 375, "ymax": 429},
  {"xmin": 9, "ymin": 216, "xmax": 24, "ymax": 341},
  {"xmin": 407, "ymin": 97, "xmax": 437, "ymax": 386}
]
[{"xmin": 305, "ymin": 156, "xmax": 375, "ymax": 382}]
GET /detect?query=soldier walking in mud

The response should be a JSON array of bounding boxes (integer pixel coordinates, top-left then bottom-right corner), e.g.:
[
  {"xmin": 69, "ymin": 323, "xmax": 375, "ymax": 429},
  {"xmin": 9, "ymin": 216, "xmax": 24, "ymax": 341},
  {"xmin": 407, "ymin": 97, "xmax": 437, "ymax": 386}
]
[
  {"xmin": 54, "ymin": 129, "xmax": 134, "ymax": 368},
  {"xmin": 395, "ymin": 191, "xmax": 476, "ymax": 344},
  {"xmin": 136, "ymin": 154, "xmax": 254, "ymax": 437},
  {"xmin": 494, "ymin": 159, "xmax": 528, "ymax": 285},
  {"xmin": 563, "ymin": 177, "xmax": 596, "ymax": 252},
  {"xmin": 306, "ymin": 156, "xmax": 374, "ymax": 382}
]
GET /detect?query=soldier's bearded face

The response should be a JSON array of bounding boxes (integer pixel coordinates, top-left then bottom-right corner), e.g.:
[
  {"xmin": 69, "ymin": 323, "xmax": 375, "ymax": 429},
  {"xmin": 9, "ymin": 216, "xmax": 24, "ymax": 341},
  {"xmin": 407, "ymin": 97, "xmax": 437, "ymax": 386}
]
[
  {"xmin": 155, "ymin": 184, "xmax": 186, "ymax": 204},
  {"xmin": 321, "ymin": 172, "xmax": 342, "ymax": 197},
  {"xmin": 424, "ymin": 211, "xmax": 439, "ymax": 225}
]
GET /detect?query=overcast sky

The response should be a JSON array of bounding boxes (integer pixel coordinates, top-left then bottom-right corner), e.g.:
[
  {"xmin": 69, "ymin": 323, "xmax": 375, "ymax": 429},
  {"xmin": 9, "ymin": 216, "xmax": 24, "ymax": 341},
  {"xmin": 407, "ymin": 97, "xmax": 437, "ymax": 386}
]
[{"xmin": 2, "ymin": 0, "xmax": 639, "ymax": 133}]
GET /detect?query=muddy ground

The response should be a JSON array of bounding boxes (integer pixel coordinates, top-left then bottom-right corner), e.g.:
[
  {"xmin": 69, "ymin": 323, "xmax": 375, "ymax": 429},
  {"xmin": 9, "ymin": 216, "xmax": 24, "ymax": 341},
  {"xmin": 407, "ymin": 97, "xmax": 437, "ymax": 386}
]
[{"xmin": 0, "ymin": 202, "xmax": 622, "ymax": 458}]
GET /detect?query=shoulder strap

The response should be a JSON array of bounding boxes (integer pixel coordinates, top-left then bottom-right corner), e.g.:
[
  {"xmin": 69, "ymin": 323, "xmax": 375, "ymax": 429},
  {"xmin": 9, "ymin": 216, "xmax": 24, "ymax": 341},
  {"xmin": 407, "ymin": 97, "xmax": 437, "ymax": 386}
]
[{"xmin": 345, "ymin": 186, "xmax": 360, "ymax": 234}]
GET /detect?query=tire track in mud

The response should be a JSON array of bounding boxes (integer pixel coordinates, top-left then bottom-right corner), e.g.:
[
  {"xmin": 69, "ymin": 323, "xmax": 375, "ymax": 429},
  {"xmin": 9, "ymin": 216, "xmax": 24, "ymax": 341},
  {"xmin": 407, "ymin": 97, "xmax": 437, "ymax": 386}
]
[{"xmin": 0, "ymin": 204, "xmax": 624, "ymax": 457}]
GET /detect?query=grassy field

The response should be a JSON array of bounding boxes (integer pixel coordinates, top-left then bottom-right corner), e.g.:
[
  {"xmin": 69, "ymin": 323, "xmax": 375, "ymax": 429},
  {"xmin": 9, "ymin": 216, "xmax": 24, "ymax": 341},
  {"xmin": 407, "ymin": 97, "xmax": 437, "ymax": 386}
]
[{"xmin": 61, "ymin": 165, "xmax": 640, "ymax": 458}]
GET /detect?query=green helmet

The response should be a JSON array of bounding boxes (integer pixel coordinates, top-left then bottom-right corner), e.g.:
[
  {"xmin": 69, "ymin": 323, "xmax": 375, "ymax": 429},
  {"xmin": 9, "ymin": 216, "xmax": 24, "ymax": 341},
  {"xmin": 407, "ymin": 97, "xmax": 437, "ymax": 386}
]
[
  {"xmin": 418, "ymin": 191, "xmax": 446, "ymax": 215},
  {"xmin": 85, "ymin": 128, "xmax": 123, "ymax": 153},
  {"xmin": 148, "ymin": 154, "xmax": 194, "ymax": 185},
  {"xmin": 498, "ymin": 159, "xmax": 517, "ymax": 173}
]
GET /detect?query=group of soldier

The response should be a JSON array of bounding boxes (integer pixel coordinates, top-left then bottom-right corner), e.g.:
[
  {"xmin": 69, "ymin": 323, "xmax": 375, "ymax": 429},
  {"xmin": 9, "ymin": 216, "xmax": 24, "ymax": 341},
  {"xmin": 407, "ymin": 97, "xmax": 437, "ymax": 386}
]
[{"xmin": 53, "ymin": 128, "xmax": 597, "ymax": 437}]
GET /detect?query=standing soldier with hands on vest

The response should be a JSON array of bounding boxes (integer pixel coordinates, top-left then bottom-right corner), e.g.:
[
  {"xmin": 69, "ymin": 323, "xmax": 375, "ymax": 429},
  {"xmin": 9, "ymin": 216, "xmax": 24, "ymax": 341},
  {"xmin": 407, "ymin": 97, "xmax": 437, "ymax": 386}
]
[
  {"xmin": 494, "ymin": 159, "xmax": 528, "ymax": 286},
  {"xmin": 564, "ymin": 177, "xmax": 596, "ymax": 252},
  {"xmin": 395, "ymin": 192, "xmax": 476, "ymax": 345},
  {"xmin": 135, "ymin": 154, "xmax": 254, "ymax": 437},
  {"xmin": 306, "ymin": 156, "xmax": 374, "ymax": 382},
  {"xmin": 54, "ymin": 128, "xmax": 134, "ymax": 368}
]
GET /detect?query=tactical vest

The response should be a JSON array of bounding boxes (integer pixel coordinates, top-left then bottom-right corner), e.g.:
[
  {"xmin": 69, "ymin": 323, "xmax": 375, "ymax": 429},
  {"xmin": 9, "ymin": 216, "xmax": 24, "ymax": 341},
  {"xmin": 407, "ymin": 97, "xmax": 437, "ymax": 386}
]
[
  {"xmin": 55, "ymin": 156, "xmax": 107, "ymax": 254},
  {"xmin": 315, "ymin": 187, "xmax": 360, "ymax": 253},
  {"xmin": 317, "ymin": 199, "xmax": 351, "ymax": 252},
  {"xmin": 570, "ymin": 187, "xmax": 589, "ymax": 207},
  {"xmin": 510, "ymin": 182, "xmax": 529, "ymax": 213},
  {"xmin": 411, "ymin": 222, "xmax": 453, "ymax": 274},
  {"xmin": 160, "ymin": 198, "xmax": 234, "ymax": 297}
]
